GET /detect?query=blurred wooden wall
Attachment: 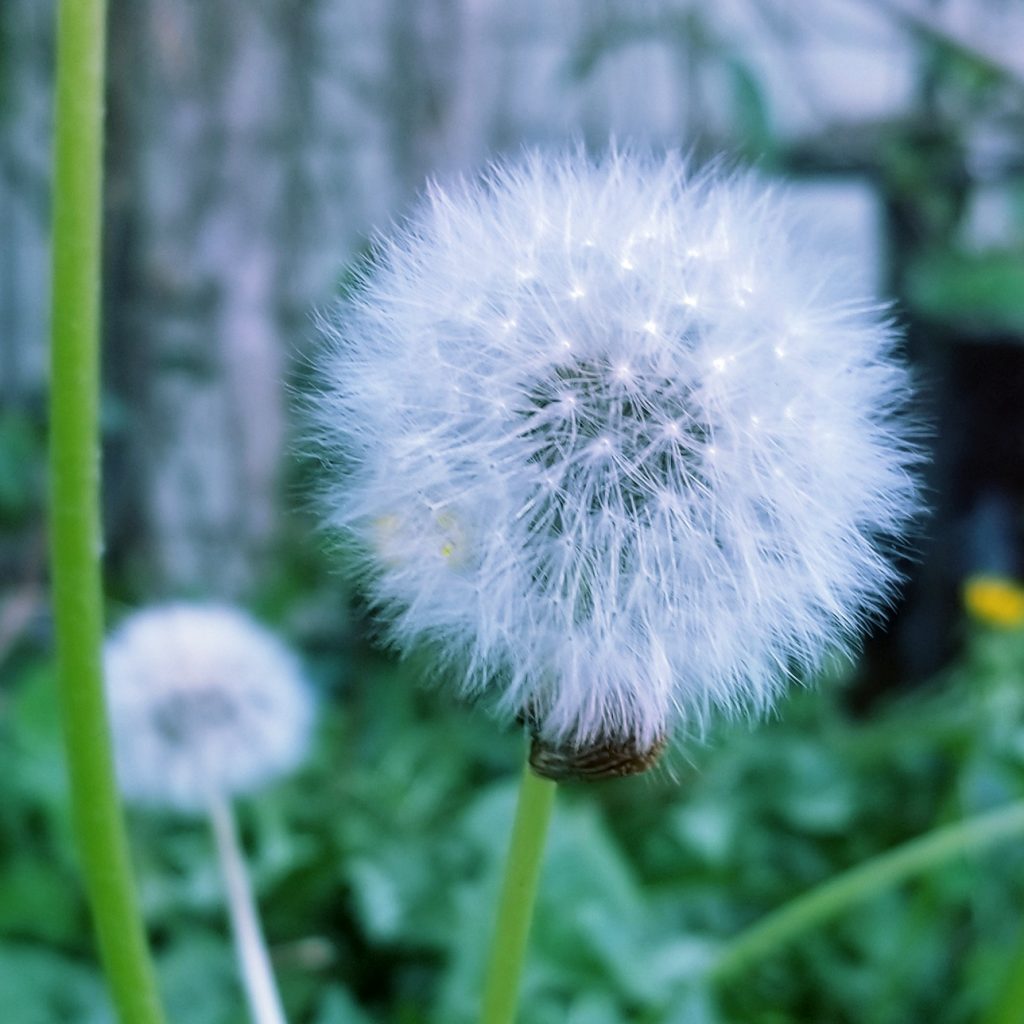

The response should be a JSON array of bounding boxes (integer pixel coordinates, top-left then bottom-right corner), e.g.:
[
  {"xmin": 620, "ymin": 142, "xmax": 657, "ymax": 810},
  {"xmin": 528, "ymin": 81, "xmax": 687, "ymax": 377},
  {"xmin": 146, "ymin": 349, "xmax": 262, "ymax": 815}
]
[{"xmin": 7, "ymin": 0, "xmax": 1022, "ymax": 684}]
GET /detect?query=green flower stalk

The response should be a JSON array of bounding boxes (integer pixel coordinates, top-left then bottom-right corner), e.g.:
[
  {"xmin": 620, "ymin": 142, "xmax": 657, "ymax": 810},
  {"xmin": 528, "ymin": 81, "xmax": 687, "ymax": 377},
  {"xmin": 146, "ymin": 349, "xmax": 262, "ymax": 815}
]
[
  {"xmin": 480, "ymin": 761, "xmax": 557, "ymax": 1024},
  {"xmin": 709, "ymin": 798, "xmax": 1024, "ymax": 983},
  {"xmin": 48, "ymin": 0, "xmax": 165, "ymax": 1021},
  {"xmin": 312, "ymin": 150, "xmax": 922, "ymax": 1022}
]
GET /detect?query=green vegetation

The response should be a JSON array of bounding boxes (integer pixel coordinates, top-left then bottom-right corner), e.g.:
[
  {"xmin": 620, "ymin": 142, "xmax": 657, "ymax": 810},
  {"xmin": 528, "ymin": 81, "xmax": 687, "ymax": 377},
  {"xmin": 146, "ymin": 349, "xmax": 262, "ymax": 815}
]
[{"xmin": 6, "ymin": 599, "xmax": 1024, "ymax": 1022}]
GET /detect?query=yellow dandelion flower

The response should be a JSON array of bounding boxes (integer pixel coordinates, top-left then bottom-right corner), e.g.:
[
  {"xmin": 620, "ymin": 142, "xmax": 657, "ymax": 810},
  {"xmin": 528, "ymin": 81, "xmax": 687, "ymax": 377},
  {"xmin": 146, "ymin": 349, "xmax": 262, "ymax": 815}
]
[{"xmin": 964, "ymin": 575, "xmax": 1024, "ymax": 629}]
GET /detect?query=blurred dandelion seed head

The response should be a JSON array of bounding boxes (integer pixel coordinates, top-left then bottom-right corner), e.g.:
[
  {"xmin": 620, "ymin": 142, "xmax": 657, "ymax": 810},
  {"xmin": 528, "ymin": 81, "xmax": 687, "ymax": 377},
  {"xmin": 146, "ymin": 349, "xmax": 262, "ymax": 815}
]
[
  {"xmin": 104, "ymin": 604, "xmax": 314, "ymax": 812},
  {"xmin": 315, "ymin": 149, "xmax": 921, "ymax": 749}
]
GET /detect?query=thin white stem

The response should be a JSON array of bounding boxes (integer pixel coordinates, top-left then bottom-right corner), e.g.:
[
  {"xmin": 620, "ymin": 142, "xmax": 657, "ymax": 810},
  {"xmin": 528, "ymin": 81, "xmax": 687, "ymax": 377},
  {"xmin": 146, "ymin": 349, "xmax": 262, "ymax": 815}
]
[{"xmin": 208, "ymin": 793, "xmax": 288, "ymax": 1024}]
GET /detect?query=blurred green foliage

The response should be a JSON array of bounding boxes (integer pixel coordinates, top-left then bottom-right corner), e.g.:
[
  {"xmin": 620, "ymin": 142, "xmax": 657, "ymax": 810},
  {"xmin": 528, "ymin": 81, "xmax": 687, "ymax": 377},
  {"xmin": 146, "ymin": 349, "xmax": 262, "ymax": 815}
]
[
  {"xmin": 0, "ymin": 409, "xmax": 45, "ymax": 528},
  {"xmin": 5, "ymin": 613, "xmax": 1024, "ymax": 1023},
  {"xmin": 908, "ymin": 247, "xmax": 1024, "ymax": 335}
]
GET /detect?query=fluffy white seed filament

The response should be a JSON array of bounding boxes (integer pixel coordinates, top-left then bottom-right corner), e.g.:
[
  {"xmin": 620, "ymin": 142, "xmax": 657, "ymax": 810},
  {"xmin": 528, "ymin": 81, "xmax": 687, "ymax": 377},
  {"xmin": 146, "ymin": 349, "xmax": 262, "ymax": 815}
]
[{"xmin": 315, "ymin": 149, "xmax": 920, "ymax": 749}]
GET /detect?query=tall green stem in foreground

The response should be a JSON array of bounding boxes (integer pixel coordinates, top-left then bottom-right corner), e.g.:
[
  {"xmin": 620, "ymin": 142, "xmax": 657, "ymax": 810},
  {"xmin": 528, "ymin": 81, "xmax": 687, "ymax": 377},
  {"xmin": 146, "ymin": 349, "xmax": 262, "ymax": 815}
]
[
  {"xmin": 49, "ymin": 1, "xmax": 165, "ymax": 1021},
  {"xmin": 480, "ymin": 757, "xmax": 557, "ymax": 1024},
  {"xmin": 709, "ymin": 798, "xmax": 1024, "ymax": 983}
]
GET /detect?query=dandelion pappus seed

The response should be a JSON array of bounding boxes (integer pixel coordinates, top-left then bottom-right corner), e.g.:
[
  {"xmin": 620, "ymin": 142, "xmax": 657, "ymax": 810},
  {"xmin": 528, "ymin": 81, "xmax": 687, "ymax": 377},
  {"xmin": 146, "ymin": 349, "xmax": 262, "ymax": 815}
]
[
  {"xmin": 313, "ymin": 148, "xmax": 922, "ymax": 762},
  {"xmin": 104, "ymin": 604, "xmax": 313, "ymax": 811}
]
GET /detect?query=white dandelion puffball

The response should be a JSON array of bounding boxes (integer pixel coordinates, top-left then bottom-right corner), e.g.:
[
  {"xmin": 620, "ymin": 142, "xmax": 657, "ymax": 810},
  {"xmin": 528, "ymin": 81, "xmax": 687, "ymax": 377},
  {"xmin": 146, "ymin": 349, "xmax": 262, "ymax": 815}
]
[
  {"xmin": 317, "ymin": 150, "xmax": 919, "ymax": 755},
  {"xmin": 104, "ymin": 604, "xmax": 314, "ymax": 811}
]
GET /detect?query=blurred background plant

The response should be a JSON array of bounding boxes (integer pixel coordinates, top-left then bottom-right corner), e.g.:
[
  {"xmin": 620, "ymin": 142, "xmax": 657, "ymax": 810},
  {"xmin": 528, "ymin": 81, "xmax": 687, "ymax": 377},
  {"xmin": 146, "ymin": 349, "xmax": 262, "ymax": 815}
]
[{"xmin": 3, "ymin": 0, "xmax": 1024, "ymax": 1021}]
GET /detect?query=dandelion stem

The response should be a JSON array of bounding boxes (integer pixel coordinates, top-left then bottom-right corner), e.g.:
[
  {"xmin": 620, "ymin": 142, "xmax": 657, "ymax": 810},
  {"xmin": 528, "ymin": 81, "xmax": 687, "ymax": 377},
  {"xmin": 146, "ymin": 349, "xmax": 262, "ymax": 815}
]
[
  {"xmin": 480, "ymin": 756, "xmax": 557, "ymax": 1024},
  {"xmin": 708, "ymin": 798, "xmax": 1024, "ymax": 983},
  {"xmin": 209, "ymin": 794, "xmax": 289, "ymax": 1024},
  {"xmin": 48, "ymin": 0, "xmax": 165, "ymax": 1021}
]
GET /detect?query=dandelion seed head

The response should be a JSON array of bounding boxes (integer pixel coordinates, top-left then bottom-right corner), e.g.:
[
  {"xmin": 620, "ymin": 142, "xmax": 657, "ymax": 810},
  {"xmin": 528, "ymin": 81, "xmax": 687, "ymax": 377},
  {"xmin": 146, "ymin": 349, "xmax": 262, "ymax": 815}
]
[
  {"xmin": 315, "ymin": 149, "xmax": 921, "ymax": 750},
  {"xmin": 104, "ymin": 604, "xmax": 314, "ymax": 812}
]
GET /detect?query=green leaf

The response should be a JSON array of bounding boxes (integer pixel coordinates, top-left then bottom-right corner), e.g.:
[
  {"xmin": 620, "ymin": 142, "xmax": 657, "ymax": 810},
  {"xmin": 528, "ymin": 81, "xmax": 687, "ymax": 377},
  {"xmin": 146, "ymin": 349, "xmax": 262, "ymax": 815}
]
[
  {"xmin": 724, "ymin": 56, "xmax": 775, "ymax": 162},
  {"xmin": 670, "ymin": 800, "xmax": 735, "ymax": 865},
  {"xmin": 313, "ymin": 987, "xmax": 373, "ymax": 1024},
  {"xmin": 347, "ymin": 857, "xmax": 404, "ymax": 942},
  {"xmin": 0, "ymin": 411, "xmax": 43, "ymax": 522},
  {"xmin": 906, "ymin": 249, "xmax": 1024, "ymax": 335},
  {"xmin": 0, "ymin": 858, "xmax": 81, "ymax": 943},
  {"xmin": 0, "ymin": 944, "xmax": 111, "ymax": 1024},
  {"xmin": 157, "ymin": 930, "xmax": 240, "ymax": 1024}
]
